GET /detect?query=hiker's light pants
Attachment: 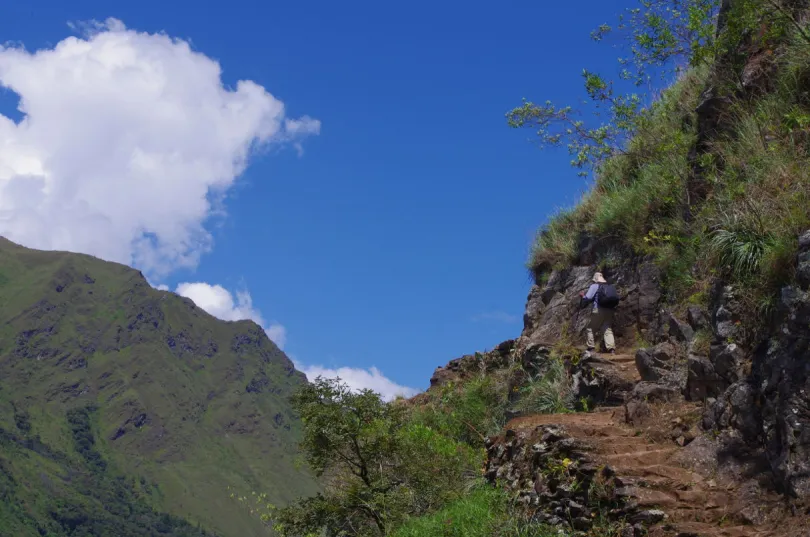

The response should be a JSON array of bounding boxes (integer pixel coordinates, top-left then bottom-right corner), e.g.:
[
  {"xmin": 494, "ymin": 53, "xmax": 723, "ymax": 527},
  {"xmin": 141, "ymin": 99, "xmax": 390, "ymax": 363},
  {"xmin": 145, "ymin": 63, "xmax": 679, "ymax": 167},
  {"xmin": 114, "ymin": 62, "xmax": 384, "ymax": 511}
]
[{"xmin": 586, "ymin": 307, "xmax": 615, "ymax": 351}]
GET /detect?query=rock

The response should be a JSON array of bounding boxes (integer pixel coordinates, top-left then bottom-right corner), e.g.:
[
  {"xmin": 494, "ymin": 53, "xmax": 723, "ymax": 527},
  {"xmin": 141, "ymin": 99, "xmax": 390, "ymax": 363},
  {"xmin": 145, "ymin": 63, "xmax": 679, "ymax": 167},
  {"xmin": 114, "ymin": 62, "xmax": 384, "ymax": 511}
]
[
  {"xmin": 687, "ymin": 306, "xmax": 708, "ymax": 330},
  {"xmin": 635, "ymin": 348, "xmax": 662, "ymax": 382},
  {"xmin": 632, "ymin": 382, "xmax": 681, "ymax": 403},
  {"xmin": 798, "ymin": 229, "xmax": 810, "ymax": 250},
  {"xmin": 429, "ymin": 364, "xmax": 458, "ymax": 387},
  {"xmin": 635, "ymin": 342, "xmax": 678, "ymax": 382},
  {"xmin": 652, "ymin": 341, "xmax": 677, "ymax": 362},
  {"xmin": 631, "ymin": 509, "xmax": 666, "ymax": 524},
  {"xmin": 711, "ymin": 343, "xmax": 744, "ymax": 383},
  {"xmin": 797, "ymin": 232, "xmax": 810, "ymax": 287},
  {"xmin": 429, "ymin": 340, "xmax": 515, "ymax": 387},
  {"xmin": 738, "ymin": 504, "xmax": 766, "ymax": 525},
  {"xmin": 571, "ymin": 356, "xmax": 635, "ymax": 407},
  {"xmin": 566, "ymin": 500, "xmax": 587, "ymax": 517},
  {"xmin": 523, "ymin": 285, "xmax": 546, "ymax": 333},
  {"xmin": 685, "ymin": 355, "xmax": 725, "ymax": 401},
  {"xmin": 668, "ymin": 313, "xmax": 695, "ymax": 342},
  {"xmin": 133, "ymin": 413, "xmax": 148, "ymax": 428},
  {"xmin": 636, "ymin": 263, "xmax": 662, "ymax": 329},
  {"xmin": 797, "ymin": 254, "xmax": 810, "ymax": 290},
  {"xmin": 713, "ymin": 305, "xmax": 736, "ymax": 340},
  {"xmin": 625, "ymin": 399, "xmax": 652, "ymax": 425},
  {"xmin": 727, "ymin": 383, "xmax": 760, "ymax": 438},
  {"xmin": 572, "ymin": 517, "xmax": 592, "ymax": 531}
]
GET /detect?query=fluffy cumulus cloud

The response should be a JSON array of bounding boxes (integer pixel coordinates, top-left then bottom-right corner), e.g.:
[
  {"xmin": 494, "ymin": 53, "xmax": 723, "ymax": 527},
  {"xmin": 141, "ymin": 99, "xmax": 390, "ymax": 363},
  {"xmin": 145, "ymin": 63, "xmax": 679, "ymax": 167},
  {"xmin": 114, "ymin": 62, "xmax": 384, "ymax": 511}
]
[
  {"xmin": 0, "ymin": 18, "xmax": 319, "ymax": 276},
  {"xmin": 175, "ymin": 282, "xmax": 287, "ymax": 349},
  {"xmin": 294, "ymin": 362, "xmax": 420, "ymax": 402}
]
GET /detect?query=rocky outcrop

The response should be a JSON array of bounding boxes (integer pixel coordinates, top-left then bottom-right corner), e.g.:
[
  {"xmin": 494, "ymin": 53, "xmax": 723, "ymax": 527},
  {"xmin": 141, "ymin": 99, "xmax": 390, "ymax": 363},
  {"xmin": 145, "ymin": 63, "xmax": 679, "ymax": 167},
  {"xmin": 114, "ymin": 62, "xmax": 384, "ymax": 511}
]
[
  {"xmin": 569, "ymin": 352, "xmax": 638, "ymax": 408},
  {"xmin": 702, "ymin": 230, "xmax": 810, "ymax": 497},
  {"xmin": 519, "ymin": 260, "xmax": 662, "ymax": 353},
  {"xmin": 429, "ymin": 339, "xmax": 516, "ymax": 388}
]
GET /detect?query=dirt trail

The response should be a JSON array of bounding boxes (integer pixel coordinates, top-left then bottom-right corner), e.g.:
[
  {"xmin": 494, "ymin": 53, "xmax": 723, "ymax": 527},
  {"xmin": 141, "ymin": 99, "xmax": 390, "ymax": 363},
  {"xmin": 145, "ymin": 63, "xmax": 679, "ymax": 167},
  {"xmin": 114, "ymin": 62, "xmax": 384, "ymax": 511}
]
[{"xmin": 507, "ymin": 352, "xmax": 806, "ymax": 537}]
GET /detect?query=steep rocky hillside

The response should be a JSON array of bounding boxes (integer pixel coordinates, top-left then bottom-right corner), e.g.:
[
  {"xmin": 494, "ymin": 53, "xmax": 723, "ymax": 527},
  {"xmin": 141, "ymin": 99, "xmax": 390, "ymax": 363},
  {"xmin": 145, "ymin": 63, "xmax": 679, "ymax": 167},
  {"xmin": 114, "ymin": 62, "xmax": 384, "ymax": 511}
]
[
  {"xmin": 423, "ymin": 1, "xmax": 810, "ymax": 535},
  {"xmin": 0, "ymin": 237, "xmax": 317, "ymax": 537}
]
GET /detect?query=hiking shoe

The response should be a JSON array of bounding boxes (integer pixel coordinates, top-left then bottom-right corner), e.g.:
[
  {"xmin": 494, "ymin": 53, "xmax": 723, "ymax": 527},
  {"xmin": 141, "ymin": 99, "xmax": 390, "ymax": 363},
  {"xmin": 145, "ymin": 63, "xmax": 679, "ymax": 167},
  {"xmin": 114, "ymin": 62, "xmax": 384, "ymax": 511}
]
[{"xmin": 609, "ymin": 349, "xmax": 616, "ymax": 355}]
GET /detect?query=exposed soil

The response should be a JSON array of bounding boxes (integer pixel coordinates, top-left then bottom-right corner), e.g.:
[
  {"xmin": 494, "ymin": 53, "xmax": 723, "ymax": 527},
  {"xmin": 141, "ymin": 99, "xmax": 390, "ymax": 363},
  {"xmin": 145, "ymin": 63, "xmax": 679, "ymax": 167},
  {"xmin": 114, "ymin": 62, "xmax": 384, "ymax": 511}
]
[{"xmin": 505, "ymin": 352, "xmax": 810, "ymax": 537}]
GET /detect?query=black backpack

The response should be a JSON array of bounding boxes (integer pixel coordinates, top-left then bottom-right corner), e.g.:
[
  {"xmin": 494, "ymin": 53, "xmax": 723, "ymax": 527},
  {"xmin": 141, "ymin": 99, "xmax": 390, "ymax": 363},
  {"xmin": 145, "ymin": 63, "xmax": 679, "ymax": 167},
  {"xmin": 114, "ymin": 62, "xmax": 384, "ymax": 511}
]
[{"xmin": 596, "ymin": 283, "xmax": 619, "ymax": 308}]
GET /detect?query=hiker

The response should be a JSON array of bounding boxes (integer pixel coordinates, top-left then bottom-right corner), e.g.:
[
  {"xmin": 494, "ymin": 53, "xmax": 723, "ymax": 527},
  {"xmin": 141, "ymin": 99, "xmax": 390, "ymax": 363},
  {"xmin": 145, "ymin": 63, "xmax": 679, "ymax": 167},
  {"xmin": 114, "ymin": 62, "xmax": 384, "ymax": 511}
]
[{"xmin": 578, "ymin": 272, "xmax": 619, "ymax": 354}]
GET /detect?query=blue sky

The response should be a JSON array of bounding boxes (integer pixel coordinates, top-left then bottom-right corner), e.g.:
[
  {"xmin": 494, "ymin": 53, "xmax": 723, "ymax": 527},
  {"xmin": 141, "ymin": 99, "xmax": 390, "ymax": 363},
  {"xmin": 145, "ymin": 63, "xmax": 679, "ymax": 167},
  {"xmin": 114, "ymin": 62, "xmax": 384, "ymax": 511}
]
[{"xmin": 0, "ymin": 0, "xmax": 636, "ymax": 397}]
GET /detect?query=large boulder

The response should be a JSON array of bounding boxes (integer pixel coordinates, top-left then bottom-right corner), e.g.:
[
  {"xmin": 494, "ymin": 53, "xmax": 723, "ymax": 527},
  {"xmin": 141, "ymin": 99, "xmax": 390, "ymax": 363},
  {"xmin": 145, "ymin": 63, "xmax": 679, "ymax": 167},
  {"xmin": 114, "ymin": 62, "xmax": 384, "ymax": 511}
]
[
  {"xmin": 687, "ymin": 306, "xmax": 709, "ymax": 331},
  {"xmin": 635, "ymin": 342, "xmax": 678, "ymax": 382},
  {"xmin": 685, "ymin": 355, "xmax": 725, "ymax": 401},
  {"xmin": 711, "ymin": 343, "xmax": 745, "ymax": 384},
  {"xmin": 570, "ymin": 353, "xmax": 635, "ymax": 407}
]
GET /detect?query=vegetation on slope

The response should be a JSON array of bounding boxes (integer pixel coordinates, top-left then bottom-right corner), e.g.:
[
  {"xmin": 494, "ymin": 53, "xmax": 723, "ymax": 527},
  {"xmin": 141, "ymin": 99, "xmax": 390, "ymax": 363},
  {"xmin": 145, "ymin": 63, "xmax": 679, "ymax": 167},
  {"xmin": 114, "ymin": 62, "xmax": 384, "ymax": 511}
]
[
  {"xmin": 238, "ymin": 2, "xmax": 810, "ymax": 536},
  {"xmin": 0, "ymin": 237, "xmax": 317, "ymax": 537},
  {"xmin": 0, "ymin": 406, "xmax": 215, "ymax": 537},
  {"xmin": 235, "ymin": 346, "xmax": 578, "ymax": 536},
  {"xmin": 512, "ymin": 0, "xmax": 810, "ymax": 339}
]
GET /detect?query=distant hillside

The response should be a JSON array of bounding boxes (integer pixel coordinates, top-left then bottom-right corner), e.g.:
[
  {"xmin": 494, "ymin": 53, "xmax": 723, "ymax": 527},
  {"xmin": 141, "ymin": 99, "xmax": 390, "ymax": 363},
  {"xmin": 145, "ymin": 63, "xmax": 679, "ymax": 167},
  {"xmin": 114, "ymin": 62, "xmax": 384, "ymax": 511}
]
[{"xmin": 0, "ymin": 237, "xmax": 317, "ymax": 537}]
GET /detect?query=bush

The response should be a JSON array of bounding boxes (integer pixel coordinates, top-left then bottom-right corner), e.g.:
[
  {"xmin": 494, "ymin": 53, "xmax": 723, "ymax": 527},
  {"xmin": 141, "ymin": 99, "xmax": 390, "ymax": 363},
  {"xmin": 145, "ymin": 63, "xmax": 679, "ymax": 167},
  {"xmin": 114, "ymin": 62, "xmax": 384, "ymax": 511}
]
[
  {"xmin": 410, "ymin": 375, "xmax": 510, "ymax": 447},
  {"xmin": 390, "ymin": 485, "xmax": 564, "ymax": 537},
  {"xmin": 514, "ymin": 358, "xmax": 573, "ymax": 415}
]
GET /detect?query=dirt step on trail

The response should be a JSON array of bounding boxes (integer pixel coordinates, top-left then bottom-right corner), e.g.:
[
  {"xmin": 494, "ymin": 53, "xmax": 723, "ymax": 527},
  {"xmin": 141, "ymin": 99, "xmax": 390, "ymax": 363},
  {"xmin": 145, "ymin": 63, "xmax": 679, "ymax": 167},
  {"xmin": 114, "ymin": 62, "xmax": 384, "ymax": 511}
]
[
  {"xmin": 507, "ymin": 350, "xmax": 807, "ymax": 537},
  {"xmin": 584, "ymin": 350, "xmax": 640, "ymax": 383},
  {"xmin": 507, "ymin": 409, "xmax": 775, "ymax": 537}
]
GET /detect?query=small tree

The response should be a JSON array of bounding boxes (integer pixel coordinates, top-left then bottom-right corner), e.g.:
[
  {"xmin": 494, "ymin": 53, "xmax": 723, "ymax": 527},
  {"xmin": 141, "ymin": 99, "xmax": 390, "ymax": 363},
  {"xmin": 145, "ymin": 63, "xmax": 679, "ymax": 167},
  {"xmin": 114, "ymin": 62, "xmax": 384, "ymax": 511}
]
[
  {"xmin": 252, "ymin": 377, "xmax": 479, "ymax": 537},
  {"xmin": 507, "ymin": 0, "xmax": 721, "ymax": 176},
  {"xmin": 509, "ymin": 0, "xmax": 810, "ymax": 177}
]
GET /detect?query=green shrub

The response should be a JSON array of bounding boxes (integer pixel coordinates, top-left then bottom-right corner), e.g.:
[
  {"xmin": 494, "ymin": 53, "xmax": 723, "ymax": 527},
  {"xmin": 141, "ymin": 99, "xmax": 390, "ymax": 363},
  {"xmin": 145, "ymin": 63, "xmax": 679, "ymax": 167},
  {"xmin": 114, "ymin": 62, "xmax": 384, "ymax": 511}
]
[
  {"xmin": 390, "ymin": 486, "xmax": 564, "ymax": 537},
  {"xmin": 528, "ymin": 205, "xmax": 590, "ymax": 276},
  {"xmin": 709, "ymin": 226, "xmax": 775, "ymax": 278},
  {"xmin": 515, "ymin": 358, "xmax": 573, "ymax": 415},
  {"xmin": 411, "ymin": 375, "xmax": 510, "ymax": 447}
]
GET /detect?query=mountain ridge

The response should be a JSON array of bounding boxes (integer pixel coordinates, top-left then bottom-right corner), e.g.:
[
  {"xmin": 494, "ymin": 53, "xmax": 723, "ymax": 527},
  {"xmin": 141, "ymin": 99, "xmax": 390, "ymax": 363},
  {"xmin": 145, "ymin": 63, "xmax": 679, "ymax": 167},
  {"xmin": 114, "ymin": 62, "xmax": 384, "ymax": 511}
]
[{"xmin": 0, "ymin": 236, "xmax": 317, "ymax": 537}]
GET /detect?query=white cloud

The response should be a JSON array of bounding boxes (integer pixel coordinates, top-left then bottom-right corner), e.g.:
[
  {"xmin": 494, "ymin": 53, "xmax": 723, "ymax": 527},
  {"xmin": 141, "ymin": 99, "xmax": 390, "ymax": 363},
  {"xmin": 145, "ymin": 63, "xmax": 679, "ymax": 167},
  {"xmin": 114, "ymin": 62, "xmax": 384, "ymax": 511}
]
[
  {"xmin": 0, "ymin": 17, "xmax": 319, "ymax": 276},
  {"xmin": 294, "ymin": 361, "xmax": 419, "ymax": 402},
  {"xmin": 175, "ymin": 282, "xmax": 287, "ymax": 349}
]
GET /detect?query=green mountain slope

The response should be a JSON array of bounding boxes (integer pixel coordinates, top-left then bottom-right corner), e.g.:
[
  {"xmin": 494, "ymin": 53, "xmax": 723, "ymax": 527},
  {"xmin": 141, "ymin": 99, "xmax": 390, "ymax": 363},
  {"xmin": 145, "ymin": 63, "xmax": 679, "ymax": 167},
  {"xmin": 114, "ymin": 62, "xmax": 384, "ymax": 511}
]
[{"xmin": 0, "ymin": 237, "xmax": 317, "ymax": 537}]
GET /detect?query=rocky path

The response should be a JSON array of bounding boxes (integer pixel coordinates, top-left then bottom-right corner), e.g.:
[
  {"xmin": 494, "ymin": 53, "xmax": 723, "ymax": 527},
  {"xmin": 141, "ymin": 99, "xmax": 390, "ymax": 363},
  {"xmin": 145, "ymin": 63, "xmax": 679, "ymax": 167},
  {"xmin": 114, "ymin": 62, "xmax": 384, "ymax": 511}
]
[{"xmin": 503, "ymin": 352, "xmax": 806, "ymax": 537}]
